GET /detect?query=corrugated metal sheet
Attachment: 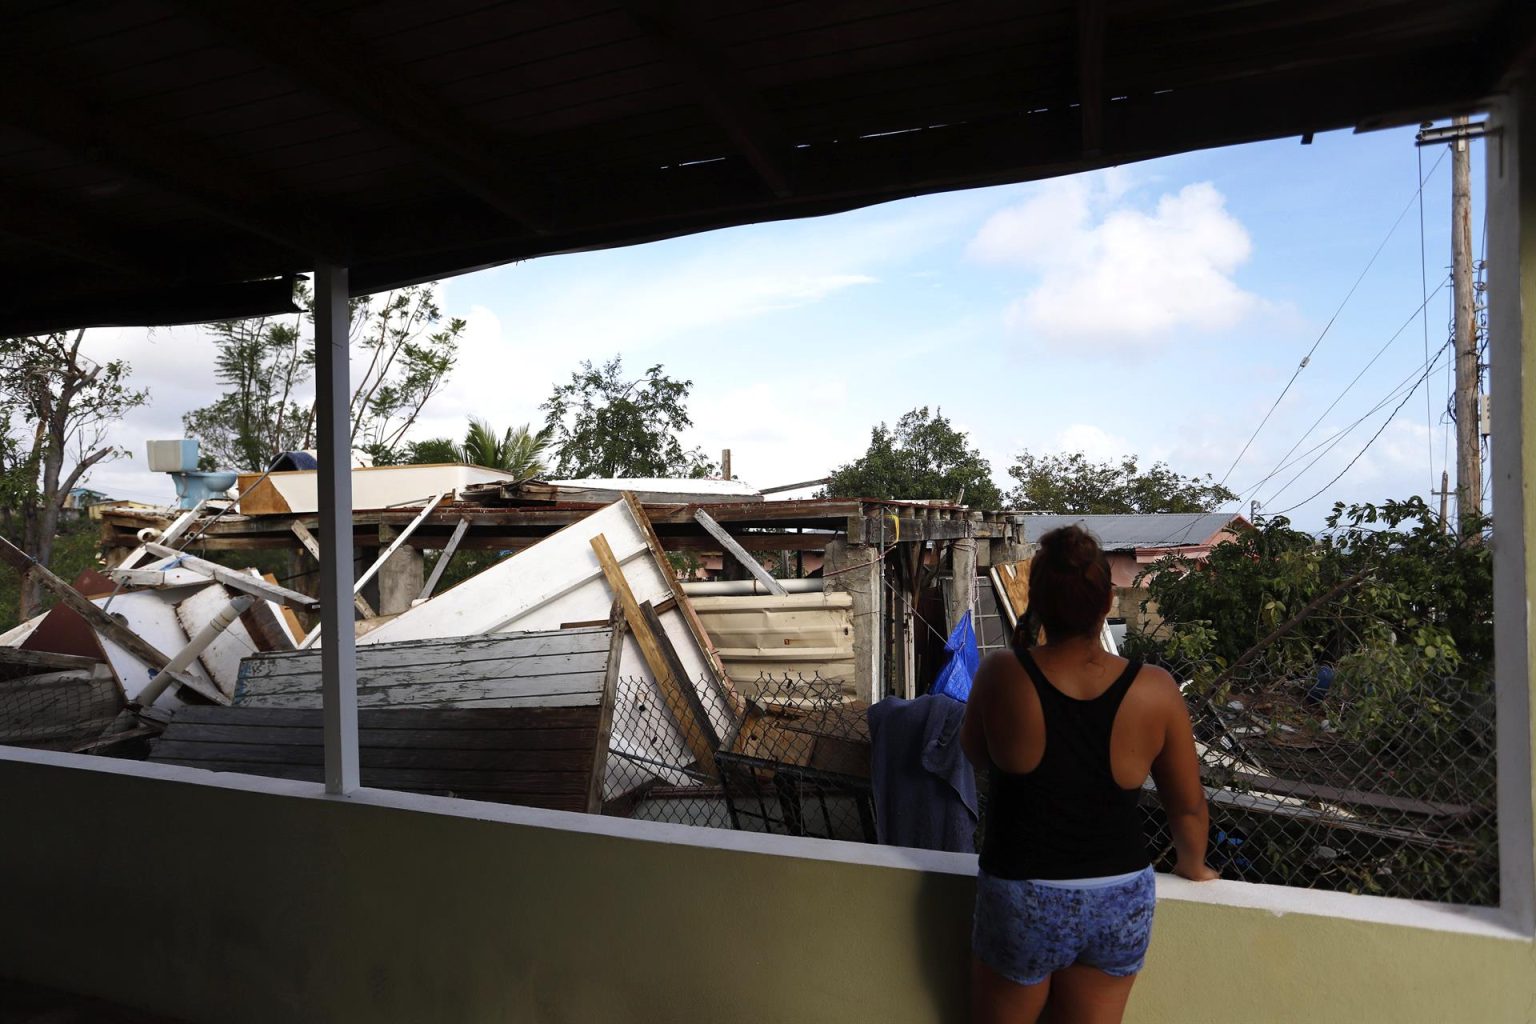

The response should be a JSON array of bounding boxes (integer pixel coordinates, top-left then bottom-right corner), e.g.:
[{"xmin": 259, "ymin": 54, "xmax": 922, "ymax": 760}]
[
  {"xmin": 1018, "ymin": 513, "xmax": 1244, "ymax": 550},
  {"xmin": 691, "ymin": 593, "xmax": 854, "ymax": 696}
]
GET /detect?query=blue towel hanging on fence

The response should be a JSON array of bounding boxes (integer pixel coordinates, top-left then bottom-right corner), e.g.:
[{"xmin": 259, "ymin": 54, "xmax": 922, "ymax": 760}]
[{"xmin": 931, "ymin": 609, "xmax": 980, "ymax": 702}]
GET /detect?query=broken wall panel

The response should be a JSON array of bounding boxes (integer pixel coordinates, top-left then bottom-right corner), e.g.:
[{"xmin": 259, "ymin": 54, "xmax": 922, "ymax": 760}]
[
  {"xmin": 174, "ymin": 584, "xmax": 268, "ymax": 701},
  {"xmin": 690, "ymin": 592, "xmax": 855, "ymax": 697},
  {"xmin": 236, "ymin": 627, "xmax": 614, "ymax": 710},
  {"xmin": 356, "ymin": 499, "xmax": 740, "ymax": 796},
  {"xmin": 148, "ymin": 705, "xmax": 608, "ymax": 813}
]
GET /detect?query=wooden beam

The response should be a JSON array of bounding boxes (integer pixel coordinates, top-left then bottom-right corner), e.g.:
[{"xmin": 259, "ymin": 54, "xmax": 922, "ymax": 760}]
[
  {"xmin": 1078, "ymin": 0, "xmax": 1106, "ymax": 156},
  {"xmin": 623, "ymin": 0, "xmax": 793, "ymax": 197},
  {"xmin": 638, "ymin": 599, "xmax": 720, "ymax": 751},
  {"xmin": 693, "ymin": 508, "xmax": 787, "ymax": 596},
  {"xmin": 143, "ymin": 543, "xmax": 320, "ymax": 611},
  {"xmin": 299, "ymin": 494, "xmax": 444, "ymax": 647},
  {"xmin": 291, "ymin": 521, "xmax": 377, "ymax": 619},
  {"xmin": 174, "ymin": 0, "xmax": 543, "ymax": 231},
  {"xmin": 418, "ymin": 517, "xmax": 470, "ymax": 602},
  {"xmin": 589, "ymin": 532, "xmax": 718, "ymax": 774}
]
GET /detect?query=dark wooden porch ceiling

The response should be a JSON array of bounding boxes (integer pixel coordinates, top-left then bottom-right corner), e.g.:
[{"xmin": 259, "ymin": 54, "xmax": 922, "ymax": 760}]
[{"xmin": 2, "ymin": 0, "xmax": 1529, "ymax": 335}]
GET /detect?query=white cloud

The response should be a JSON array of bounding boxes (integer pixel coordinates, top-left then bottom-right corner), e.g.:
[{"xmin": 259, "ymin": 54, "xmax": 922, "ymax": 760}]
[{"xmin": 968, "ymin": 174, "xmax": 1261, "ymax": 349}]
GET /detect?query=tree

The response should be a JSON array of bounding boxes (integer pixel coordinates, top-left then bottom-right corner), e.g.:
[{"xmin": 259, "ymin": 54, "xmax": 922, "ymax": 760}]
[
  {"xmin": 182, "ymin": 282, "xmax": 462, "ymax": 470},
  {"xmin": 458, "ymin": 418, "xmax": 551, "ymax": 480},
  {"xmin": 1007, "ymin": 450, "xmax": 1237, "ymax": 514},
  {"xmin": 182, "ymin": 308, "xmax": 312, "ymax": 471},
  {"xmin": 0, "ymin": 331, "xmax": 148, "ymax": 619},
  {"xmin": 541, "ymin": 357, "xmax": 714, "ymax": 478},
  {"xmin": 825, "ymin": 406, "xmax": 1002, "ymax": 508}
]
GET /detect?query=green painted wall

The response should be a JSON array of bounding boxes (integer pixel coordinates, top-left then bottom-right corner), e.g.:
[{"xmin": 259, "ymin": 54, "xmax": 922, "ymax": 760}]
[{"xmin": 0, "ymin": 758, "xmax": 1531, "ymax": 1024}]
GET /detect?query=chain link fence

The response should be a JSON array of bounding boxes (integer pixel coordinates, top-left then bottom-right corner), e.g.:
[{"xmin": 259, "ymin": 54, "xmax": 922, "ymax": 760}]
[
  {"xmin": 608, "ymin": 672, "xmax": 875, "ymax": 841},
  {"xmin": 1136, "ymin": 643, "xmax": 1498, "ymax": 905}
]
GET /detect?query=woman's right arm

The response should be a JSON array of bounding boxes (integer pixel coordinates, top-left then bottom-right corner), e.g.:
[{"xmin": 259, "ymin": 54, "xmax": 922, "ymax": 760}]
[{"xmin": 1148, "ymin": 672, "xmax": 1218, "ymax": 882}]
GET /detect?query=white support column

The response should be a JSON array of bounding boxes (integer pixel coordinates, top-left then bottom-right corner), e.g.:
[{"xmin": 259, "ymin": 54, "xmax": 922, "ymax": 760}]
[
  {"xmin": 1486, "ymin": 86, "xmax": 1535, "ymax": 935},
  {"xmin": 315, "ymin": 263, "xmax": 359, "ymax": 795}
]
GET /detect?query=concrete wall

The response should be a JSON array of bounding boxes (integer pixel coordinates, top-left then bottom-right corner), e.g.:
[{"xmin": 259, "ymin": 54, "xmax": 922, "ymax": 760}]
[{"xmin": 0, "ymin": 751, "xmax": 1531, "ymax": 1024}]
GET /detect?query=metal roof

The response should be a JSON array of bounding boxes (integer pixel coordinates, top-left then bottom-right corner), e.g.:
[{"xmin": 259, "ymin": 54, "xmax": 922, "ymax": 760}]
[
  {"xmin": 2, "ymin": 1, "xmax": 1529, "ymax": 335},
  {"xmin": 1018, "ymin": 512, "xmax": 1246, "ymax": 549}
]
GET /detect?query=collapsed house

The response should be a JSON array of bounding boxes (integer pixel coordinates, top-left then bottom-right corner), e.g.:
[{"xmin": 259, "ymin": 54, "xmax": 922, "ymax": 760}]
[{"xmin": 0, "ymin": 464, "xmax": 1481, "ymax": 872}]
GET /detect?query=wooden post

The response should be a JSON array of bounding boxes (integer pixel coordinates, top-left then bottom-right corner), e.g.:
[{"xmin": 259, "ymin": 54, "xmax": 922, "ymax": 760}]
[
  {"xmin": 418, "ymin": 516, "xmax": 470, "ymax": 602},
  {"xmin": 590, "ymin": 532, "xmax": 718, "ymax": 774},
  {"xmin": 693, "ymin": 508, "xmax": 787, "ymax": 595},
  {"xmin": 291, "ymin": 521, "xmax": 376, "ymax": 618},
  {"xmin": 1452, "ymin": 114, "xmax": 1483, "ymax": 534},
  {"xmin": 314, "ymin": 261, "xmax": 359, "ymax": 795},
  {"xmin": 721, "ymin": 448, "xmax": 731, "ymax": 480}
]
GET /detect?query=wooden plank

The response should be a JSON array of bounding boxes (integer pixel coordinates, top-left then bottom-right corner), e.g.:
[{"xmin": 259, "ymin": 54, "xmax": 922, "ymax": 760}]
[
  {"xmin": 106, "ymin": 567, "xmax": 219, "ymax": 589},
  {"xmin": 590, "ymin": 532, "xmax": 717, "ymax": 774},
  {"xmin": 589, "ymin": 619, "xmax": 622, "ymax": 814},
  {"xmin": 149, "ymin": 740, "xmax": 596, "ymax": 772},
  {"xmin": 622, "ymin": 491, "xmax": 743, "ymax": 721},
  {"xmin": 0, "ymin": 648, "xmax": 100, "ymax": 673},
  {"xmin": 242, "ymin": 626, "xmax": 614, "ymax": 679},
  {"xmin": 291, "ymin": 521, "xmax": 377, "ymax": 618},
  {"xmin": 418, "ymin": 516, "xmax": 470, "ymax": 601},
  {"xmin": 239, "ymin": 683, "xmax": 605, "ymax": 711},
  {"xmin": 693, "ymin": 507, "xmax": 788, "ymax": 596},
  {"xmin": 157, "ymin": 723, "xmax": 599, "ymax": 750},
  {"xmin": 142, "ymin": 542, "xmax": 320, "ymax": 611},
  {"xmin": 169, "ymin": 704, "xmax": 602, "ymax": 730},
  {"xmin": 1221, "ymin": 770, "xmax": 1477, "ymax": 820},
  {"xmin": 150, "ymin": 759, "xmax": 593, "ymax": 793},
  {"xmin": 240, "ymin": 651, "xmax": 611, "ymax": 694}
]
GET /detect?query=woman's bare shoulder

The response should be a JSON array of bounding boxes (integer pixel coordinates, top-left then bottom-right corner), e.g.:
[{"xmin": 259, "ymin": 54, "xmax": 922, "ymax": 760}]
[{"xmin": 1128, "ymin": 662, "xmax": 1184, "ymax": 710}]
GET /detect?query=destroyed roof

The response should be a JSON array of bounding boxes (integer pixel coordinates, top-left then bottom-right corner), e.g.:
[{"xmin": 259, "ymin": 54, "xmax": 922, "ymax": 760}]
[
  {"xmin": 1018, "ymin": 513, "xmax": 1248, "ymax": 550},
  {"xmin": 546, "ymin": 478, "xmax": 759, "ymax": 497}
]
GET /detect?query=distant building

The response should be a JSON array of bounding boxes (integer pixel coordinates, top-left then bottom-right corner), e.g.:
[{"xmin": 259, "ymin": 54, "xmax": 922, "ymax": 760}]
[{"xmin": 1019, "ymin": 512, "xmax": 1251, "ymax": 629}]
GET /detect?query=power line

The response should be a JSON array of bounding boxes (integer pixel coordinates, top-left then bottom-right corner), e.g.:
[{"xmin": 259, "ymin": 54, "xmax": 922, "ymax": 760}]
[
  {"xmin": 1269, "ymin": 337, "xmax": 1454, "ymax": 517},
  {"xmin": 1417, "ymin": 144, "xmax": 1435, "ymax": 500},
  {"xmin": 1213, "ymin": 146, "xmax": 1448, "ymax": 492},
  {"xmin": 1255, "ymin": 340, "xmax": 1448, "ymax": 509},
  {"xmin": 1241, "ymin": 276, "xmax": 1448, "ymax": 504}
]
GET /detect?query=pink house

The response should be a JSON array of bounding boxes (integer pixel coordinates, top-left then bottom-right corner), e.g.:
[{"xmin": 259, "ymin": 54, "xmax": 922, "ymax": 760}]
[{"xmin": 1019, "ymin": 513, "xmax": 1251, "ymax": 624}]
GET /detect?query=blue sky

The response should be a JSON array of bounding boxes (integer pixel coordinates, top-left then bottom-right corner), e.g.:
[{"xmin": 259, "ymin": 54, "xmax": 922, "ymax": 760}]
[{"xmin": 86, "ymin": 121, "xmax": 1487, "ymax": 531}]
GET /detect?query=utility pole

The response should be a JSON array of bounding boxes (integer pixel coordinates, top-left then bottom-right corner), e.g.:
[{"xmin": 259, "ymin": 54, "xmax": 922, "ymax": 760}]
[
  {"xmin": 1450, "ymin": 114, "xmax": 1482, "ymax": 534},
  {"xmin": 1435, "ymin": 470, "xmax": 1451, "ymax": 534},
  {"xmin": 721, "ymin": 448, "xmax": 732, "ymax": 480}
]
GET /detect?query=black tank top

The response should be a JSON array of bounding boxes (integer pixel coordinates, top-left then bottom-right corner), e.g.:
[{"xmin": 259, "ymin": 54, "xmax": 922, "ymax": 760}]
[{"xmin": 978, "ymin": 647, "xmax": 1151, "ymax": 880}]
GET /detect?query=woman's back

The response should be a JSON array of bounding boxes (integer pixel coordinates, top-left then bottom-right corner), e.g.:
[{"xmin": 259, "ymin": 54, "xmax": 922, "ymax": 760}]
[{"xmin": 976, "ymin": 644, "xmax": 1171, "ymax": 880}]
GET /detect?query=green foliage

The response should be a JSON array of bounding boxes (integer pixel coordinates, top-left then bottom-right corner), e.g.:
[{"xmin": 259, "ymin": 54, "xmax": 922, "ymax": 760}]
[
  {"xmin": 184, "ymin": 282, "xmax": 462, "ymax": 472},
  {"xmin": 541, "ymin": 357, "xmax": 714, "ymax": 478},
  {"xmin": 182, "ymin": 307, "xmax": 313, "ymax": 471},
  {"xmin": 825, "ymin": 406, "xmax": 1002, "ymax": 508},
  {"xmin": 403, "ymin": 438, "xmax": 461, "ymax": 465},
  {"xmin": 1126, "ymin": 497, "xmax": 1493, "ymax": 738},
  {"xmin": 1007, "ymin": 450, "xmax": 1237, "ymax": 514},
  {"xmin": 0, "ymin": 330, "xmax": 148, "ymax": 618},
  {"xmin": 458, "ymin": 419, "xmax": 551, "ymax": 480},
  {"xmin": 0, "ymin": 518, "xmax": 103, "ymax": 633}
]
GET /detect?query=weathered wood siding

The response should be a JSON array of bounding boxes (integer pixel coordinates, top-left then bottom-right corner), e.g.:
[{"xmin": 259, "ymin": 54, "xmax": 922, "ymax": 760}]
[
  {"xmin": 148, "ymin": 705, "xmax": 607, "ymax": 812},
  {"xmin": 236, "ymin": 627, "xmax": 613, "ymax": 710}
]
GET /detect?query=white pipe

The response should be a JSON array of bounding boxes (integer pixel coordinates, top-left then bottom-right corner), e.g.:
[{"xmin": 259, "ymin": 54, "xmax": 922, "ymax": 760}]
[
  {"xmin": 135, "ymin": 594, "xmax": 254, "ymax": 708},
  {"xmin": 681, "ymin": 578, "xmax": 823, "ymax": 596}
]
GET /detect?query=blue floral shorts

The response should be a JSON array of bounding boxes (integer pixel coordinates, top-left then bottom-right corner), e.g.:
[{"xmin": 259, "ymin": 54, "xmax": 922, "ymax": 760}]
[{"xmin": 972, "ymin": 867, "xmax": 1156, "ymax": 986}]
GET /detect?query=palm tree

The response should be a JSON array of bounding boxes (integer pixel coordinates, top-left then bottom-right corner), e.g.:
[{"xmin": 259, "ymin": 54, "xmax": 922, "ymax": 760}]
[{"xmin": 458, "ymin": 418, "xmax": 552, "ymax": 481}]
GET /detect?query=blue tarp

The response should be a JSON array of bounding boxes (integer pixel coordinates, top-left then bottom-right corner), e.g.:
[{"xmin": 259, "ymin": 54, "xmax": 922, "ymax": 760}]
[{"xmin": 930, "ymin": 609, "xmax": 980, "ymax": 702}]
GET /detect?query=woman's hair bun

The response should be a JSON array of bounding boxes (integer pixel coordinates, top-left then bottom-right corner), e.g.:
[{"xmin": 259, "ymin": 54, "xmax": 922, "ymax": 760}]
[{"xmin": 1028, "ymin": 525, "xmax": 1113, "ymax": 639}]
